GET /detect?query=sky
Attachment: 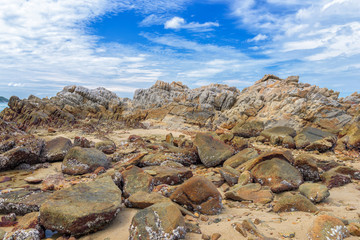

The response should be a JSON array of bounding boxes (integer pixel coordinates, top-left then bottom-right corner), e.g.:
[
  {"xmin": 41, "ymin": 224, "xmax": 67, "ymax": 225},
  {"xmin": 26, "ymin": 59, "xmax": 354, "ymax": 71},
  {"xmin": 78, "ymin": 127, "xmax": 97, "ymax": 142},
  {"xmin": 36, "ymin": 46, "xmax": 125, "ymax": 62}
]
[{"xmin": 0, "ymin": 0, "xmax": 360, "ymax": 99}]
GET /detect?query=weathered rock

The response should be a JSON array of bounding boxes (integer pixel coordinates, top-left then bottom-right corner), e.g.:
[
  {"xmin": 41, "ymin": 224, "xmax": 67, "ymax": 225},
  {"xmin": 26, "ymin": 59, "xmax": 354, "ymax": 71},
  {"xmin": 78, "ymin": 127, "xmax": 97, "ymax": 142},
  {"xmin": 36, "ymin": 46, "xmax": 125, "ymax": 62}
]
[
  {"xmin": 74, "ymin": 136, "xmax": 91, "ymax": 148},
  {"xmin": 308, "ymin": 215, "xmax": 349, "ymax": 240},
  {"xmin": 231, "ymin": 121, "xmax": 264, "ymax": 138},
  {"xmin": 95, "ymin": 140, "xmax": 116, "ymax": 154},
  {"xmin": 170, "ymin": 176, "xmax": 222, "ymax": 215},
  {"xmin": 0, "ymin": 136, "xmax": 44, "ymax": 170},
  {"xmin": 40, "ymin": 137, "xmax": 72, "ymax": 162},
  {"xmin": 294, "ymin": 154, "xmax": 321, "ymax": 182},
  {"xmin": 142, "ymin": 166, "xmax": 193, "ymax": 185},
  {"xmin": 121, "ymin": 166, "xmax": 154, "ymax": 198},
  {"xmin": 129, "ymin": 202, "xmax": 186, "ymax": 240},
  {"xmin": 229, "ymin": 136, "xmax": 248, "ymax": 151},
  {"xmin": 125, "ymin": 191, "xmax": 169, "ymax": 208},
  {"xmin": 4, "ymin": 212, "xmax": 44, "ymax": 240},
  {"xmin": 139, "ymin": 145, "xmax": 198, "ymax": 166},
  {"xmin": 225, "ymin": 183, "xmax": 273, "ymax": 204},
  {"xmin": 321, "ymin": 167, "xmax": 354, "ymax": 188},
  {"xmin": 219, "ymin": 166, "xmax": 240, "ymax": 186},
  {"xmin": 273, "ymin": 193, "xmax": 318, "ymax": 213},
  {"xmin": 61, "ymin": 146, "xmax": 109, "ymax": 175},
  {"xmin": 223, "ymin": 148, "xmax": 259, "ymax": 169},
  {"xmin": 348, "ymin": 222, "xmax": 360, "ymax": 236},
  {"xmin": 40, "ymin": 177, "xmax": 122, "ymax": 236},
  {"xmin": 237, "ymin": 170, "xmax": 253, "ymax": 186},
  {"xmin": 0, "ymin": 189, "xmax": 51, "ymax": 215},
  {"xmin": 261, "ymin": 126, "xmax": 296, "ymax": 146},
  {"xmin": 251, "ymin": 158, "xmax": 303, "ymax": 193},
  {"xmin": 299, "ymin": 183, "xmax": 330, "ymax": 203},
  {"xmin": 295, "ymin": 127, "xmax": 336, "ymax": 152},
  {"xmin": 194, "ymin": 133, "xmax": 235, "ymax": 167}
]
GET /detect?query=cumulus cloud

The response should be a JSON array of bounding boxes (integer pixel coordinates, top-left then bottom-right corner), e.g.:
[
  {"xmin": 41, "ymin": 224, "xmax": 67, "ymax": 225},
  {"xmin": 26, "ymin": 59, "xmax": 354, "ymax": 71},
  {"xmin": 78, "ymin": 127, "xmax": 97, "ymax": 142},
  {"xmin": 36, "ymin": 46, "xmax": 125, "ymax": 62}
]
[{"xmin": 164, "ymin": 17, "xmax": 219, "ymax": 32}]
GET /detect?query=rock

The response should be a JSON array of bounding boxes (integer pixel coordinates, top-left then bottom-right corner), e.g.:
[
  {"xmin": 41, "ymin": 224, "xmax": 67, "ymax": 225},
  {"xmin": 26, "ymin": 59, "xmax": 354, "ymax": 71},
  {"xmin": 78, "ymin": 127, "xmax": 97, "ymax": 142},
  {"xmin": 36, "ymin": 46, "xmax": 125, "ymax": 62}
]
[
  {"xmin": 231, "ymin": 121, "xmax": 264, "ymax": 138},
  {"xmin": 273, "ymin": 193, "xmax": 318, "ymax": 213},
  {"xmin": 348, "ymin": 222, "xmax": 360, "ymax": 236},
  {"xmin": 129, "ymin": 202, "xmax": 186, "ymax": 240},
  {"xmin": 160, "ymin": 160, "xmax": 184, "ymax": 168},
  {"xmin": 240, "ymin": 150, "xmax": 295, "ymax": 172},
  {"xmin": 321, "ymin": 167, "xmax": 353, "ymax": 188},
  {"xmin": 40, "ymin": 177, "xmax": 122, "ymax": 237},
  {"xmin": 294, "ymin": 154, "xmax": 321, "ymax": 182},
  {"xmin": 251, "ymin": 158, "xmax": 303, "ymax": 193},
  {"xmin": 261, "ymin": 126, "xmax": 296, "ymax": 147},
  {"xmin": 142, "ymin": 166, "xmax": 193, "ymax": 185},
  {"xmin": 219, "ymin": 166, "xmax": 240, "ymax": 186},
  {"xmin": 299, "ymin": 183, "xmax": 330, "ymax": 203},
  {"xmin": 241, "ymin": 219, "xmax": 275, "ymax": 239},
  {"xmin": 225, "ymin": 183, "xmax": 273, "ymax": 204},
  {"xmin": 295, "ymin": 127, "xmax": 336, "ymax": 152},
  {"xmin": 170, "ymin": 176, "xmax": 222, "ymax": 215},
  {"xmin": 125, "ymin": 191, "xmax": 169, "ymax": 208},
  {"xmin": 24, "ymin": 176, "xmax": 43, "ymax": 184},
  {"xmin": 40, "ymin": 137, "xmax": 72, "ymax": 162},
  {"xmin": 194, "ymin": 133, "xmax": 235, "ymax": 167},
  {"xmin": 0, "ymin": 136, "xmax": 44, "ymax": 170},
  {"xmin": 61, "ymin": 146, "xmax": 109, "ymax": 175},
  {"xmin": 211, "ymin": 233, "xmax": 221, "ymax": 240},
  {"xmin": 223, "ymin": 148, "xmax": 259, "ymax": 169},
  {"xmin": 229, "ymin": 136, "xmax": 248, "ymax": 151},
  {"xmin": 121, "ymin": 166, "xmax": 154, "ymax": 198},
  {"xmin": 0, "ymin": 189, "xmax": 51, "ymax": 215},
  {"xmin": 237, "ymin": 170, "xmax": 253, "ymax": 186},
  {"xmin": 139, "ymin": 144, "xmax": 198, "ymax": 166},
  {"xmin": 328, "ymin": 166, "xmax": 360, "ymax": 180},
  {"xmin": 41, "ymin": 174, "xmax": 65, "ymax": 191},
  {"xmin": 95, "ymin": 140, "xmax": 116, "ymax": 154},
  {"xmin": 74, "ymin": 136, "xmax": 91, "ymax": 148},
  {"xmin": 308, "ymin": 215, "xmax": 349, "ymax": 240},
  {"xmin": 4, "ymin": 212, "xmax": 44, "ymax": 240}
]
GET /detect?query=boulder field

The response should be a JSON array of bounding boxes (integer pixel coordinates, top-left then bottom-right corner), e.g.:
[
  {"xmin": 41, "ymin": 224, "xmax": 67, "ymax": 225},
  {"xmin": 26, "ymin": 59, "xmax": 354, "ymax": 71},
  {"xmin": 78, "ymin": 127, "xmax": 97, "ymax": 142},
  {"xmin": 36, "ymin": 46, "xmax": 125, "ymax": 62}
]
[{"xmin": 1, "ymin": 74, "xmax": 360, "ymax": 239}]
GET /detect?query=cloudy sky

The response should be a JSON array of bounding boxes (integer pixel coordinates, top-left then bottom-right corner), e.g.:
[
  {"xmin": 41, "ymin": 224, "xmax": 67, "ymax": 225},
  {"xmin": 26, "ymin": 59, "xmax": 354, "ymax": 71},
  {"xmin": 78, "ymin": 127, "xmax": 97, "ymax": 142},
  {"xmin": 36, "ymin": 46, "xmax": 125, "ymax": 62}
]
[{"xmin": 1, "ymin": 0, "xmax": 360, "ymax": 99}]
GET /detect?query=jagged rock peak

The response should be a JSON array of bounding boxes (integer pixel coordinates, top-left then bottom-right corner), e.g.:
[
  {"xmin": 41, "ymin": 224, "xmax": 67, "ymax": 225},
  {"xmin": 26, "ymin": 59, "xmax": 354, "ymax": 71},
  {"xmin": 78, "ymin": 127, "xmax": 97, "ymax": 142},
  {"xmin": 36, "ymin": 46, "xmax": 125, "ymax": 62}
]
[
  {"xmin": 151, "ymin": 80, "xmax": 189, "ymax": 91},
  {"xmin": 255, "ymin": 74, "xmax": 299, "ymax": 85}
]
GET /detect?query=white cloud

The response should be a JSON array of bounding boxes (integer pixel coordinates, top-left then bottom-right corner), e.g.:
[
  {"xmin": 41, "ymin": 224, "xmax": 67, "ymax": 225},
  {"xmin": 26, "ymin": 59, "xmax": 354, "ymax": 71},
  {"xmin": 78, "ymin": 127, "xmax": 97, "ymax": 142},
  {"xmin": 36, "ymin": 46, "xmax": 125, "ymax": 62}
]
[
  {"xmin": 164, "ymin": 17, "xmax": 219, "ymax": 32},
  {"xmin": 247, "ymin": 34, "xmax": 268, "ymax": 42}
]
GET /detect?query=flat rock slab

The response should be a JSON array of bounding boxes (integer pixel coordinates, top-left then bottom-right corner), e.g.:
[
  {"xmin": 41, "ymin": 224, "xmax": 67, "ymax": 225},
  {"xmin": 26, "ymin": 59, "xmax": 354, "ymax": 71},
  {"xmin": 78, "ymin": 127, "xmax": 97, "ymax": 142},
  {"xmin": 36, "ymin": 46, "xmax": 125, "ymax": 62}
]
[
  {"xmin": 129, "ymin": 202, "xmax": 186, "ymax": 240},
  {"xmin": 225, "ymin": 183, "xmax": 273, "ymax": 204},
  {"xmin": 125, "ymin": 191, "xmax": 169, "ymax": 209},
  {"xmin": 142, "ymin": 166, "xmax": 193, "ymax": 185},
  {"xmin": 61, "ymin": 146, "xmax": 109, "ymax": 175},
  {"xmin": 0, "ymin": 189, "xmax": 51, "ymax": 215},
  {"xmin": 40, "ymin": 176, "xmax": 122, "ymax": 237},
  {"xmin": 194, "ymin": 133, "xmax": 235, "ymax": 167},
  {"xmin": 299, "ymin": 183, "xmax": 330, "ymax": 203}
]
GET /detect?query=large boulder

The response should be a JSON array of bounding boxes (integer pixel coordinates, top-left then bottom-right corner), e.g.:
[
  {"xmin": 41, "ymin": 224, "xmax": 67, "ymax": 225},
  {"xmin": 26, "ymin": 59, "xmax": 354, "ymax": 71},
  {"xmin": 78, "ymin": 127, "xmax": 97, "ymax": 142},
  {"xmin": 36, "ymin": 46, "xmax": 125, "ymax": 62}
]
[
  {"xmin": 308, "ymin": 215, "xmax": 349, "ymax": 240},
  {"xmin": 231, "ymin": 121, "xmax": 264, "ymax": 138},
  {"xmin": 0, "ymin": 136, "xmax": 44, "ymax": 170},
  {"xmin": 225, "ymin": 183, "xmax": 273, "ymax": 204},
  {"xmin": 299, "ymin": 183, "xmax": 330, "ymax": 203},
  {"xmin": 294, "ymin": 127, "xmax": 336, "ymax": 152},
  {"xmin": 121, "ymin": 166, "xmax": 154, "ymax": 198},
  {"xmin": 194, "ymin": 133, "xmax": 234, "ymax": 167},
  {"xmin": 129, "ymin": 202, "xmax": 186, "ymax": 240},
  {"xmin": 294, "ymin": 154, "xmax": 321, "ymax": 182},
  {"xmin": 40, "ymin": 177, "xmax": 122, "ymax": 237},
  {"xmin": 273, "ymin": 193, "xmax": 318, "ymax": 213},
  {"xmin": 251, "ymin": 158, "xmax": 303, "ymax": 193},
  {"xmin": 261, "ymin": 126, "xmax": 296, "ymax": 147},
  {"xmin": 170, "ymin": 176, "xmax": 222, "ymax": 215},
  {"xmin": 61, "ymin": 146, "xmax": 109, "ymax": 175},
  {"xmin": 40, "ymin": 136, "xmax": 72, "ymax": 162}
]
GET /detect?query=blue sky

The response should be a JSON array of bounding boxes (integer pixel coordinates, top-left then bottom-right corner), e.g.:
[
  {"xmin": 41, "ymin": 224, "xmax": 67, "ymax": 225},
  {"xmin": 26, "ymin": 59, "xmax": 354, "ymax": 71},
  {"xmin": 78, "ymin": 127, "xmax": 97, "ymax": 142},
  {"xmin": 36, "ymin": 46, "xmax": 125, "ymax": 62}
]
[{"xmin": 0, "ymin": 0, "xmax": 360, "ymax": 99}]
